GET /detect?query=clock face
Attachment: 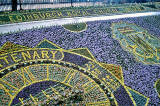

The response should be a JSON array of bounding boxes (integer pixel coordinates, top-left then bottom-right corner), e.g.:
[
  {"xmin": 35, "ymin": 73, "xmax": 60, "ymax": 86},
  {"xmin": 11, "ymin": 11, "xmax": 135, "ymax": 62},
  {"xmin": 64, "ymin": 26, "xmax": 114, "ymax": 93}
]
[{"xmin": 0, "ymin": 40, "xmax": 148, "ymax": 106}]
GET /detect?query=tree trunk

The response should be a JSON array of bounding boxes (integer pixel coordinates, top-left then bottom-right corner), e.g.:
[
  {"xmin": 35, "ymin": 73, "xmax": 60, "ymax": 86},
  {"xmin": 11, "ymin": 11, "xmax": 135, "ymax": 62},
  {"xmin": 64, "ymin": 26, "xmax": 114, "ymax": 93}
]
[
  {"xmin": 12, "ymin": 0, "xmax": 17, "ymax": 11},
  {"xmin": 71, "ymin": 0, "xmax": 73, "ymax": 7},
  {"xmin": 19, "ymin": 0, "xmax": 23, "ymax": 10}
]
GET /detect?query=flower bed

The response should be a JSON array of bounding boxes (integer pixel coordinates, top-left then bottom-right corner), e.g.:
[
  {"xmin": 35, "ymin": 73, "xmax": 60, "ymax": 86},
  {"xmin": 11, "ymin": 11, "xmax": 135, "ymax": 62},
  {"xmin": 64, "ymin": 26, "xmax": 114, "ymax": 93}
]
[
  {"xmin": 0, "ymin": 3, "xmax": 158, "ymax": 25},
  {"xmin": 0, "ymin": 15, "xmax": 160, "ymax": 106}
]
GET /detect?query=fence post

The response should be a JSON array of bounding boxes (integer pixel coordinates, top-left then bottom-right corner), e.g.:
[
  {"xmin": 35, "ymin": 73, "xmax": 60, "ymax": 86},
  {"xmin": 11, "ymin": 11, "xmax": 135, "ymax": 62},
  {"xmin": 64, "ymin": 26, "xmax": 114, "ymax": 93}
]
[{"xmin": 12, "ymin": 0, "xmax": 17, "ymax": 11}]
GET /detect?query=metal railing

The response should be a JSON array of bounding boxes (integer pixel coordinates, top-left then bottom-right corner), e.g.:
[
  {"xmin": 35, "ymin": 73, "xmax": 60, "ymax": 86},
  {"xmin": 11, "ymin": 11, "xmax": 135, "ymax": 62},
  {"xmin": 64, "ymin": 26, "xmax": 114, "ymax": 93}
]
[
  {"xmin": 0, "ymin": 0, "xmax": 158, "ymax": 11},
  {"xmin": 0, "ymin": 0, "xmax": 106, "ymax": 11}
]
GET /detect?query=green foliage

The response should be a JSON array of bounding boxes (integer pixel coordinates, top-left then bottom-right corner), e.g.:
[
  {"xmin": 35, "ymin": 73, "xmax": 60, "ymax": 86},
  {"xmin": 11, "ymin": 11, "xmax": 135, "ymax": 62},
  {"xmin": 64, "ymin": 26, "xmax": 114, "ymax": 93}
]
[
  {"xmin": 155, "ymin": 79, "xmax": 160, "ymax": 96},
  {"xmin": 128, "ymin": 89, "xmax": 147, "ymax": 106},
  {"xmin": 63, "ymin": 23, "xmax": 87, "ymax": 32}
]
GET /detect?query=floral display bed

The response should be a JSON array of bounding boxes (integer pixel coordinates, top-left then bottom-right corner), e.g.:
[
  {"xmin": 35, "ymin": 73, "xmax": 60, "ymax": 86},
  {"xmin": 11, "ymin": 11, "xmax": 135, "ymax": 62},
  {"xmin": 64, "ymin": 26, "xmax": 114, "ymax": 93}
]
[{"xmin": 0, "ymin": 15, "xmax": 160, "ymax": 106}]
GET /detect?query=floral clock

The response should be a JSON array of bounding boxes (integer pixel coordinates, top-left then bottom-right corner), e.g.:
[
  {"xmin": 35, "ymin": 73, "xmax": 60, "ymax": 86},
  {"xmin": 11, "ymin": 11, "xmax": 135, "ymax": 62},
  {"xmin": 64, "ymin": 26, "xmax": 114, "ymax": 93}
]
[{"xmin": 0, "ymin": 39, "xmax": 149, "ymax": 106}]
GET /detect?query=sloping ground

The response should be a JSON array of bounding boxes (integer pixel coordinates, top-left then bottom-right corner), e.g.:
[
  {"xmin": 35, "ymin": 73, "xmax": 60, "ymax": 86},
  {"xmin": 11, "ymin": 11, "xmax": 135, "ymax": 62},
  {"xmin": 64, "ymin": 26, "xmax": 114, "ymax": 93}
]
[
  {"xmin": 0, "ymin": 14, "xmax": 160, "ymax": 105},
  {"xmin": 0, "ymin": 2, "xmax": 160, "ymax": 25}
]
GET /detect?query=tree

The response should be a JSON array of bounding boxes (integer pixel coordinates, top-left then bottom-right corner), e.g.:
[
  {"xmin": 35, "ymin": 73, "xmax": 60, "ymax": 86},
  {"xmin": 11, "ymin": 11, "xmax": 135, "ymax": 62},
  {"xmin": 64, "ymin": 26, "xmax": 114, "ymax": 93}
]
[{"xmin": 12, "ymin": 0, "xmax": 17, "ymax": 11}]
